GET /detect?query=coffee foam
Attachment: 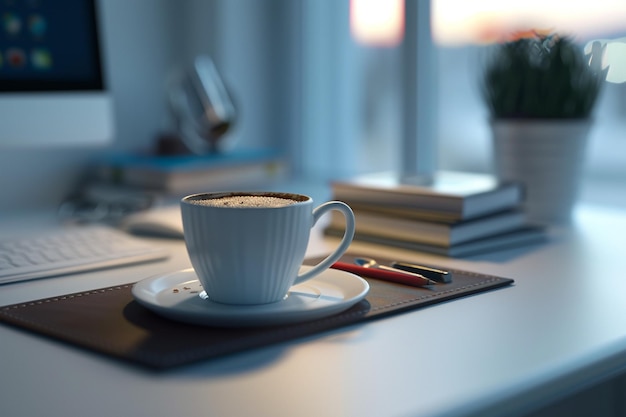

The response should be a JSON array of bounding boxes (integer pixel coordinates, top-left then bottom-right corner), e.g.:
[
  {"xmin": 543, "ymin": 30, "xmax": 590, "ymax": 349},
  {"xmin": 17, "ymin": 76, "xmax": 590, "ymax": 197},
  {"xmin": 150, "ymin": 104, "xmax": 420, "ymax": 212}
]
[{"xmin": 189, "ymin": 195, "xmax": 298, "ymax": 208}]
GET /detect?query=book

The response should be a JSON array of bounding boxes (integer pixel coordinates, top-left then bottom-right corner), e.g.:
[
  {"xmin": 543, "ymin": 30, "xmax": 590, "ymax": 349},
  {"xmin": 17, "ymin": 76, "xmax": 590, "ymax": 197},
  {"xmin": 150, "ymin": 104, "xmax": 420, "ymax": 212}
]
[
  {"xmin": 325, "ymin": 225, "xmax": 547, "ymax": 258},
  {"xmin": 331, "ymin": 170, "xmax": 523, "ymax": 221},
  {"xmin": 328, "ymin": 207, "xmax": 526, "ymax": 246},
  {"xmin": 93, "ymin": 148, "xmax": 287, "ymax": 194}
]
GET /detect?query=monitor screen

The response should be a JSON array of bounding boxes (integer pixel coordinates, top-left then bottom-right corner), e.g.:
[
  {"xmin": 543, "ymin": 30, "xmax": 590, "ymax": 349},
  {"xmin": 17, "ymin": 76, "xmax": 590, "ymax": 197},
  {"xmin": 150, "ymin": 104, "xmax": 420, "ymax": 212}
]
[{"xmin": 0, "ymin": 0, "xmax": 114, "ymax": 146}]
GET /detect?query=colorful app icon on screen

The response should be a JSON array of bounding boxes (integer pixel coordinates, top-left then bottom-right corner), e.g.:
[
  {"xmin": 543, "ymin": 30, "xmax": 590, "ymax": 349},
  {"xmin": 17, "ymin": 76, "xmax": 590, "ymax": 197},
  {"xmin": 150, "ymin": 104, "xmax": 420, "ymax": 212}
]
[
  {"xmin": 28, "ymin": 14, "xmax": 46, "ymax": 37},
  {"xmin": 7, "ymin": 48, "xmax": 26, "ymax": 68},
  {"xmin": 3, "ymin": 12, "xmax": 22, "ymax": 35},
  {"xmin": 31, "ymin": 48, "xmax": 52, "ymax": 69}
]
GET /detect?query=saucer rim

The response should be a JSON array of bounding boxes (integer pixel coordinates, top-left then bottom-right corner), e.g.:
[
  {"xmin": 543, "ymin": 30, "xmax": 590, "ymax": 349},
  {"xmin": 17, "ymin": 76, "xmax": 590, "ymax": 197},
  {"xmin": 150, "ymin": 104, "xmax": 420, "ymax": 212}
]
[{"xmin": 132, "ymin": 266, "xmax": 369, "ymax": 327}]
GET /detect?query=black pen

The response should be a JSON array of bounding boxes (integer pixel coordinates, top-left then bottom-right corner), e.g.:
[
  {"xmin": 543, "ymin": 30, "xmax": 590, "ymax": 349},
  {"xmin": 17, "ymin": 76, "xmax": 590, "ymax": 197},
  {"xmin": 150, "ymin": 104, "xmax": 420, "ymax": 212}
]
[{"xmin": 390, "ymin": 261, "xmax": 452, "ymax": 283}]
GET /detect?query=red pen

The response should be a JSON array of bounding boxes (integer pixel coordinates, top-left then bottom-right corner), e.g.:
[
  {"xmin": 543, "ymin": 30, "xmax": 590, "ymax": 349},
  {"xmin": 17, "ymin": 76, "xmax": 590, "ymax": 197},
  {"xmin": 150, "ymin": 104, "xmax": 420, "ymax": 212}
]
[{"xmin": 331, "ymin": 261, "xmax": 437, "ymax": 287}]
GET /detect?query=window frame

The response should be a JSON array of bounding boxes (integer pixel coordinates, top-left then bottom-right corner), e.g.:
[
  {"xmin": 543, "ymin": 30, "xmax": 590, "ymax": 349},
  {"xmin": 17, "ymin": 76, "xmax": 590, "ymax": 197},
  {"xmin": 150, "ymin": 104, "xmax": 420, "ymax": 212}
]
[{"xmin": 295, "ymin": 0, "xmax": 437, "ymax": 181}]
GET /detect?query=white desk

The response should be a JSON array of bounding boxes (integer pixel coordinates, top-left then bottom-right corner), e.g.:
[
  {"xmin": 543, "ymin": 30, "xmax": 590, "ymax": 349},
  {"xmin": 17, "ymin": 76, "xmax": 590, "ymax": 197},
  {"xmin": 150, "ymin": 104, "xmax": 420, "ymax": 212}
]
[{"xmin": 1, "ymin": 204, "xmax": 626, "ymax": 417}]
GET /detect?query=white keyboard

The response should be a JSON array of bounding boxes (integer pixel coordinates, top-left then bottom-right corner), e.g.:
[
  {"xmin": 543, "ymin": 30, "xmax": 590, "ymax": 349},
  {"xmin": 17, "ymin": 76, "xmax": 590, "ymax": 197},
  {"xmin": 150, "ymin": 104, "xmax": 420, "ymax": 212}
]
[{"xmin": 0, "ymin": 225, "xmax": 169, "ymax": 284}]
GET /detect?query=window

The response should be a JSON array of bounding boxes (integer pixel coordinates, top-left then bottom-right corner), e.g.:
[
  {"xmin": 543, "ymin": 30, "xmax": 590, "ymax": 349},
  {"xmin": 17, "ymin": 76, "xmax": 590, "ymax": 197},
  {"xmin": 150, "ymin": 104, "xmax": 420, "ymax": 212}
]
[
  {"xmin": 296, "ymin": 0, "xmax": 626, "ymax": 189},
  {"xmin": 297, "ymin": 0, "xmax": 436, "ymax": 181}
]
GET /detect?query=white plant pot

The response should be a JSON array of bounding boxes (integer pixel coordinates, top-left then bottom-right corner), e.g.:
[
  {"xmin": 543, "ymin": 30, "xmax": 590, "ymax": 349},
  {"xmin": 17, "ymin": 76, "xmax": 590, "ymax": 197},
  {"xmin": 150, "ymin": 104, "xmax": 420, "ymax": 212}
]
[{"xmin": 491, "ymin": 119, "xmax": 592, "ymax": 225}]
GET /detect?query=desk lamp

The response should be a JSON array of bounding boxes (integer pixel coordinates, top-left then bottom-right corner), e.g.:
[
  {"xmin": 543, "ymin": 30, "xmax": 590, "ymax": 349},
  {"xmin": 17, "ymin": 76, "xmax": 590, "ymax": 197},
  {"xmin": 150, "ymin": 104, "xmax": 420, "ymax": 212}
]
[{"xmin": 168, "ymin": 55, "xmax": 237, "ymax": 154}]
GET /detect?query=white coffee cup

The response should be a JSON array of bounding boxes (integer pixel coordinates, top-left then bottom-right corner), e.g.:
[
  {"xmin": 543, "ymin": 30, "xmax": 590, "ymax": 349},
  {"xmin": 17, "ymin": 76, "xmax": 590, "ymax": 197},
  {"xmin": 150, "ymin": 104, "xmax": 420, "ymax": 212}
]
[{"xmin": 180, "ymin": 191, "xmax": 355, "ymax": 305}]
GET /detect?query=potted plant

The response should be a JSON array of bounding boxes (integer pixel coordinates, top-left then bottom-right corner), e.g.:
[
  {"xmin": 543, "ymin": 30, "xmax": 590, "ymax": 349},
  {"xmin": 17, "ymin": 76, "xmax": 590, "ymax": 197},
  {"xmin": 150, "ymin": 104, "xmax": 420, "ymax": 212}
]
[{"xmin": 482, "ymin": 31, "xmax": 607, "ymax": 224}]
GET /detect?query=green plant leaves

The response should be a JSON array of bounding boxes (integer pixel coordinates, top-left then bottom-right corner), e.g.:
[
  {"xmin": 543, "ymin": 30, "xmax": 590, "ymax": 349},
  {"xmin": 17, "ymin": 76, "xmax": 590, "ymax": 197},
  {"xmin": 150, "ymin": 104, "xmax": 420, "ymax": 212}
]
[{"xmin": 482, "ymin": 34, "xmax": 605, "ymax": 119}]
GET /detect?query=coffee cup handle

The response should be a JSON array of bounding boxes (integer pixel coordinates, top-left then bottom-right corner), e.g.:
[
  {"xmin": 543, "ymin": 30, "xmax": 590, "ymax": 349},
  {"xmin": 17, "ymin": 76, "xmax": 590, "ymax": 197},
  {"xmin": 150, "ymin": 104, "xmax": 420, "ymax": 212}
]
[{"xmin": 293, "ymin": 201, "xmax": 355, "ymax": 285}]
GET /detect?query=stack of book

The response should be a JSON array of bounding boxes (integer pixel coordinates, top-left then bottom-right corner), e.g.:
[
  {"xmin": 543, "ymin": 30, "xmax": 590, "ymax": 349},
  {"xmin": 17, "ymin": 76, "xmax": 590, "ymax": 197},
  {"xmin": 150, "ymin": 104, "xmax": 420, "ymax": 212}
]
[
  {"xmin": 326, "ymin": 170, "xmax": 546, "ymax": 257},
  {"xmin": 91, "ymin": 148, "xmax": 288, "ymax": 196}
]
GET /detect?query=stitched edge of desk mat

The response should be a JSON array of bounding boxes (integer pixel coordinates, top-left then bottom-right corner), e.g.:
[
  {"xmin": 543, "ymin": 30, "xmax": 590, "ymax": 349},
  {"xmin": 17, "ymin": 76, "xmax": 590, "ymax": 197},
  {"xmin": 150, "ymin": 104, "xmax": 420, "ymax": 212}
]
[{"xmin": 0, "ymin": 253, "xmax": 513, "ymax": 370}]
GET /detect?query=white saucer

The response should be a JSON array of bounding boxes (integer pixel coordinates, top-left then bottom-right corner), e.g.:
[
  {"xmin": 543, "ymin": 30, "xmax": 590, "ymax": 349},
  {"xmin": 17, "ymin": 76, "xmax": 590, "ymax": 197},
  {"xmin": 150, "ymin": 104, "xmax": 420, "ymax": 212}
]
[{"xmin": 132, "ymin": 266, "xmax": 369, "ymax": 327}]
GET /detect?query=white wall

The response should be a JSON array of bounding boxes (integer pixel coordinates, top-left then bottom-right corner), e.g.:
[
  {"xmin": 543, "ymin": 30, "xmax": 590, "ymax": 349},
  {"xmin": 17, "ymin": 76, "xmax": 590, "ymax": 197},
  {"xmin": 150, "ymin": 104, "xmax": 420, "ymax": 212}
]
[{"xmin": 101, "ymin": 0, "xmax": 182, "ymax": 152}]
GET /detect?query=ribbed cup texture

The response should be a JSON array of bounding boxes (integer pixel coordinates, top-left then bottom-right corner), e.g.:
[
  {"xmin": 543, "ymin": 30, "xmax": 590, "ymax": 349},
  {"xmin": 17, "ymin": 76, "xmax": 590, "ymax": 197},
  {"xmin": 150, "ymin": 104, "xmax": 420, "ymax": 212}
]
[{"xmin": 181, "ymin": 200, "xmax": 311, "ymax": 305}]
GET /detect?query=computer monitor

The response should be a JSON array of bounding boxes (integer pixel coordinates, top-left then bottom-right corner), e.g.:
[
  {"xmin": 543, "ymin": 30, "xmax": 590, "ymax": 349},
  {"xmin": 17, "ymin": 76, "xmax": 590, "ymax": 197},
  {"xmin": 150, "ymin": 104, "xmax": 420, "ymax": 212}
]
[{"xmin": 0, "ymin": 0, "xmax": 113, "ymax": 147}]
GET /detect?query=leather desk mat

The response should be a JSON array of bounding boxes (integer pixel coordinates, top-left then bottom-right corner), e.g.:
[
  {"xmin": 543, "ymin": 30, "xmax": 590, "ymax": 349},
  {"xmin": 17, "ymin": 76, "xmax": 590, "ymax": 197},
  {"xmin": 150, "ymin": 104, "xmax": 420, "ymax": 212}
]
[{"xmin": 0, "ymin": 253, "xmax": 513, "ymax": 370}]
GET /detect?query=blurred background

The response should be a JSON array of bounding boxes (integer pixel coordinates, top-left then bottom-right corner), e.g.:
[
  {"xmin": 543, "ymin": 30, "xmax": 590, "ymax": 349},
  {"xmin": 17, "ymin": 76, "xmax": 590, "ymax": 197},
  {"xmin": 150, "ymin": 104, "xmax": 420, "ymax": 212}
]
[{"xmin": 1, "ymin": 0, "xmax": 624, "ymax": 211}]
